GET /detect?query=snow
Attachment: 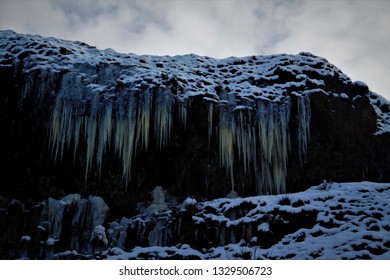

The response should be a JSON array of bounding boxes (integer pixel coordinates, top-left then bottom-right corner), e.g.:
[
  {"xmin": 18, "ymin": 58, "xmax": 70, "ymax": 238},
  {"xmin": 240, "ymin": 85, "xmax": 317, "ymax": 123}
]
[
  {"xmin": 103, "ymin": 181, "xmax": 390, "ymax": 260},
  {"xmin": 1, "ymin": 31, "xmax": 322, "ymax": 195},
  {"xmin": 105, "ymin": 244, "xmax": 205, "ymax": 260},
  {"xmin": 182, "ymin": 197, "xmax": 197, "ymax": 208},
  {"xmin": 368, "ymin": 92, "xmax": 390, "ymax": 135},
  {"xmin": 258, "ymin": 222, "xmax": 270, "ymax": 232},
  {"xmin": 1, "ymin": 30, "xmax": 390, "ymax": 261},
  {"xmin": 39, "ymin": 194, "xmax": 109, "ymax": 254},
  {"xmin": 91, "ymin": 225, "xmax": 108, "ymax": 246},
  {"xmin": 2, "ymin": 30, "xmax": 389, "ymax": 196},
  {"xmin": 46, "ymin": 238, "xmax": 57, "ymax": 246},
  {"xmin": 20, "ymin": 235, "xmax": 31, "ymax": 242},
  {"xmin": 0, "ymin": 30, "xmax": 352, "ymax": 106},
  {"xmin": 353, "ymin": 80, "xmax": 368, "ymax": 88}
]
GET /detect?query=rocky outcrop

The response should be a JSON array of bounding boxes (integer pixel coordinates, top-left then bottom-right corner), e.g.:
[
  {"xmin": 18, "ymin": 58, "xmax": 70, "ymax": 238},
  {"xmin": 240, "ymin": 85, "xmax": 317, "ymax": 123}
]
[
  {"xmin": 1, "ymin": 182, "xmax": 389, "ymax": 259},
  {"xmin": 0, "ymin": 30, "xmax": 389, "ymax": 217},
  {"xmin": 0, "ymin": 31, "xmax": 390, "ymax": 208}
]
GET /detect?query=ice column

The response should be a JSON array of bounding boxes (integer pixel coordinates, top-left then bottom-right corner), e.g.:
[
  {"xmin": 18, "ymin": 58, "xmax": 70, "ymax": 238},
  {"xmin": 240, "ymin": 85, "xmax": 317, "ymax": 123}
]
[
  {"xmin": 255, "ymin": 101, "xmax": 290, "ymax": 194},
  {"xmin": 217, "ymin": 98, "xmax": 291, "ymax": 195},
  {"xmin": 41, "ymin": 194, "xmax": 81, "ymax": 240},
  {"xmin": 147, "ymin": 186, "xmax": 168, "ymax": 213},
  {"xmin": 207, "ymin": 102, "xmax": 214, "ymax": 145},
  {"xmin": 70, "ymin": 195, "xmax": 109, "ymax": 253},
  {"xmin": 136, "ymin": 89, "xmax": 152, "ymax": 151},
  {"xmin": 49, "ymin": 75, "xmax": 178, "ymax": 186},
  {"xmin": 154, "ymin": 88, "xmax": 174, "ymax": 150},
  {"xmin": 219, "ymin": 105, "xmax": 235, "ymax": 191},
  {"xmin": 297, "ymin": 94, "xmax": 311, "ymax": 164},
  {"xmin": 114, "ymin": 90, "xmax": 137, "ymax": 185},
  {"xmin": 44, "ymin": 198, "xmax": 66, "ymax": 239}
]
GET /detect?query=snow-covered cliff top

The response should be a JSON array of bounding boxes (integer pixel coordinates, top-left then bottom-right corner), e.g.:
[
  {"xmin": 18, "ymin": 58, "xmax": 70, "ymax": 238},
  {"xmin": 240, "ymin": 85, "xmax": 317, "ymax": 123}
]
[
  {"xmin": 0, "ymin": 29, "xmax": 350, "ymax": 103},
  {"xmin": 1, "ymin": 30, "xmax": 389, "ymax": 134}
]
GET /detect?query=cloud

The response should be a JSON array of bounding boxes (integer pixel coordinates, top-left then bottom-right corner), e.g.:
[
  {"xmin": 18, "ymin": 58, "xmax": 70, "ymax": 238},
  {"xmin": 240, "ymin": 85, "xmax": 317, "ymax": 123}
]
[
  {"xmin": 0, "ymin": 0, "xmax": 389, "ymax": 98},
  {"xmin": 268, "ymin": 0, "xmax": 390, "ymax": 96},
  {"xmin": 0, "ymin": 0, "xmax": 68, "ymax": 35}
]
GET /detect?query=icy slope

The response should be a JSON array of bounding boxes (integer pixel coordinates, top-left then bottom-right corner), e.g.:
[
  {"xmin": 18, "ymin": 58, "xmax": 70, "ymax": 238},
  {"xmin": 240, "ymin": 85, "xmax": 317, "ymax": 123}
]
[
  {"xmin": 2, "ymin": 181, "xmax": 389, "ymax": 259},
  {"xmin": 104, "ymin": 181, "xmax": 390, "ymax": 260}
]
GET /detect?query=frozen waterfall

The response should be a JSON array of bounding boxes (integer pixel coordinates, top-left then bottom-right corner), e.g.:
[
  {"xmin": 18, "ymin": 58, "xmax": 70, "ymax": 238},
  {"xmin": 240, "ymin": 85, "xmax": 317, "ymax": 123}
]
[
  {"xmin": 43, "ymin": 72, "xmax": 311, "ymax": 195},
  {"xmin": 15, "ymin": 47, "xmax": 312, "ymax": 195},
  {"xmin": 40, "ymin": 194, "xmax": 109, "ymax": 254}
]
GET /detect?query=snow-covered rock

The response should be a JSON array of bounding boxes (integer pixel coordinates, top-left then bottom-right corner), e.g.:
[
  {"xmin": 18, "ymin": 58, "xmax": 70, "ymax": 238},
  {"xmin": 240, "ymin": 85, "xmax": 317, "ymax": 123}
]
[
  {"xmin": 104, "ymin": 181, "xmax": 390, "ymax": 260},
  {"xmin": 0, "ymin": 31, "xmax": 390, "ymax": 259}
]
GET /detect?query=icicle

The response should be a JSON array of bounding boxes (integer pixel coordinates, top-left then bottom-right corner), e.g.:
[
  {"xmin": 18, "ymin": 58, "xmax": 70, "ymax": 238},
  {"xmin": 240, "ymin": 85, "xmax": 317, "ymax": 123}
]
[
  {"xmin": 297, "ymin": 94, "xmax": 311, "ymax": 165},
  {"xmin": 45, "ymin": 198, "xmax": 66, "ymax": 239},
  {"xmin": 70, "ymin": 198, "xmax": 88, "ymax": 250},
  {"xmin": 41, "ymin": 194, "xmax": 81, "ymax": 240},
  {"xmin": 48, "ymin": 76, "xmax": 181, "ymax": 187},
  {"xmin": 49, "ymin": 72, "xmax": 86, "ymax": 163},
  {"xmin": 234, "ymin": 109, "xmax": 256, "ymax": 175},
  {"xmin": 84, "ymin": 89, "xmax": 100, "ymax": 181},
  {"xmin": 219, "ymin": 105, "xmax": 235, "ymax": 191},
  {"xmin": 62, "ymin": 194, "xmax": 81, "ymax": 204},
  {"xmin": 136, "ymin": 89, "xmax": 152, "ymax": 151},
  {"xmin": 89, "ymin": 195, "xmax": 109, "ymax": 229},
  {"xmin": 218, "ymin": 91, "xmax": 238, "ymax": 193},
  {"xmin": 70, "ymin": 195, "xmax": 109, "ymax": 252},
  {"xmin": 207, "ymin": 102, "xmax": 214, "ymax": 145},
  {"xmin": 217, "ymin": 95, "xmax": 293, "ymax": 195},
  {"xmin": 179, "ymin": 99, "xmax": 188, "ymax": 129},
  {"xmin": 148, "ymin": 219, "xmax": 164, "ymax": 247},
  {"xmin": 114, "ymin": 90, "xmax": 137, "ymax": 186},
  {"xmin": 154, "ymin": 88, "xmax": 174, "ymax": 150},
  {"xmin": 97, "ymin": 101, "xmax": 113, "ymax": 175},
  {"xmin": 45, "ymin": 59, "xmax": 308, "ymax": 195},
  {"xmin": 107, "ymin": 217, "xmax": 132, "ymax": 249},
  {"xmin": 253, "ymin": 100, "xmax": 290, "ymax": 194}
]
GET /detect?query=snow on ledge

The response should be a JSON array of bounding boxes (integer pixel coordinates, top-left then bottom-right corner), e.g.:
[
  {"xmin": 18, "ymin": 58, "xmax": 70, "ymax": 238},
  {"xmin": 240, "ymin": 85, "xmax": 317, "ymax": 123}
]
[{"xmin": 102, "ymin": 181, "xmax": 390, "ymax": 260}]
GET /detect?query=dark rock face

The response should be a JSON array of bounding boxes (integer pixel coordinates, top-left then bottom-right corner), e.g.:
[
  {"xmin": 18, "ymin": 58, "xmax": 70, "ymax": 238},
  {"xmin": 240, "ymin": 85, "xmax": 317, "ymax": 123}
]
[
  {"xmin": 0, "ymin": 31, "xmax": 390, "ymax": 259},
  {"xmin": 3, "ymin": 182, "xmax": 389, "ymax": 260},
  {"xmin": 0, "ymin": 31, "xmax": 389, "ymax": 212},
  {"xmin": 289, "ymin": 88, "xmax": 380, "ymax": 191},
  {"xmin": 0, "ymin": 195, "xmax": 108, "ymax": 259}
]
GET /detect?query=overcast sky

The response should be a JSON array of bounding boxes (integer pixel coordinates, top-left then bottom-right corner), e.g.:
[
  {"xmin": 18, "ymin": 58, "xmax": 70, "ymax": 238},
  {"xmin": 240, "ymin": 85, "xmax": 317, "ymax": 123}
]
[{"xmin": 1, "ymin": 0, "xmax": 389, "ymax": 99}]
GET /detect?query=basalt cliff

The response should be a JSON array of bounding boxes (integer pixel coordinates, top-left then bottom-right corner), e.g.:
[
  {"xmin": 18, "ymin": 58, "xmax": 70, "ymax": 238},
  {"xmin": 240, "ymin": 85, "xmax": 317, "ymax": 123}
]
[{"xmin": 0, "ymin": 31, "xmax": 389, "ymax": 259}]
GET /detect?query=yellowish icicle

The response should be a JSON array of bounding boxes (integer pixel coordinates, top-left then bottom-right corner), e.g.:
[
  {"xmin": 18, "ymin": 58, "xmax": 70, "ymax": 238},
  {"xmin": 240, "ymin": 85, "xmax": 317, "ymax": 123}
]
[
  {"xmin": 136, "ymin": 89, "xmax": 152, "ymax": 151},
  {"xmin": 207, "ymin": 102, "xmax": 213, "ymax": 145},
  {"xmin": 297, "ymin": 94, "xmax": 311, "ymax": 164},
  {"xmin": 219, "ymin": 106, "xmax": 235, "ymax": 192},
  {"xmin": 179, "ymin": 100, "xmax": 188, "ymax": 129},
  {"xmin": 97, "ymin": 102, "xmax": 113, "ymax": 175},
  {"xmin": 154, "ymin": 88, "xmax": 174, "ymax": 150}
]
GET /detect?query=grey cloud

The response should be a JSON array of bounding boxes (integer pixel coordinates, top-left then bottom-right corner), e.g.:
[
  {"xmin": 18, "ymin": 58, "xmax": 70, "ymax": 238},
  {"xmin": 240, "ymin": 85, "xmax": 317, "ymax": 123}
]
[
  {"xmin": 268, "ymin": 0, "xmax": 390, "ymax": 95},
  {"xmin": 122, "ymin": 0, "xmax": 171, "ymax": 34},
  {"xmin": 51, "ymin": 0, "xmax": 112, "ymax": 24}
]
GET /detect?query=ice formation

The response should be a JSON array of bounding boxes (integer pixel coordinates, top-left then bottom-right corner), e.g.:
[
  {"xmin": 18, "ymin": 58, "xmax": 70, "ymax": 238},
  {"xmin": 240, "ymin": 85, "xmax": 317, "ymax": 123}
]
[
  {"xmin": 91, "ymin": 225, "xmax": 108, "ymax": 252},
  {"xmin": 297, "ymin": 93, "xmax": 311, "ymax": 164},
  {"xmin": 2, "ymin": 30, "xmax": 355, "ymax": 195},
  {"xmin": 105, "ymin": 182, "xmax": 390, "ymax": 260},
  {"xmin": 147, "ymin": 186, "xmax": 168, "ymax": 213},
  {"xmin": 40, "ymin": 194, "xmax": 109, "ymax": 253}
]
